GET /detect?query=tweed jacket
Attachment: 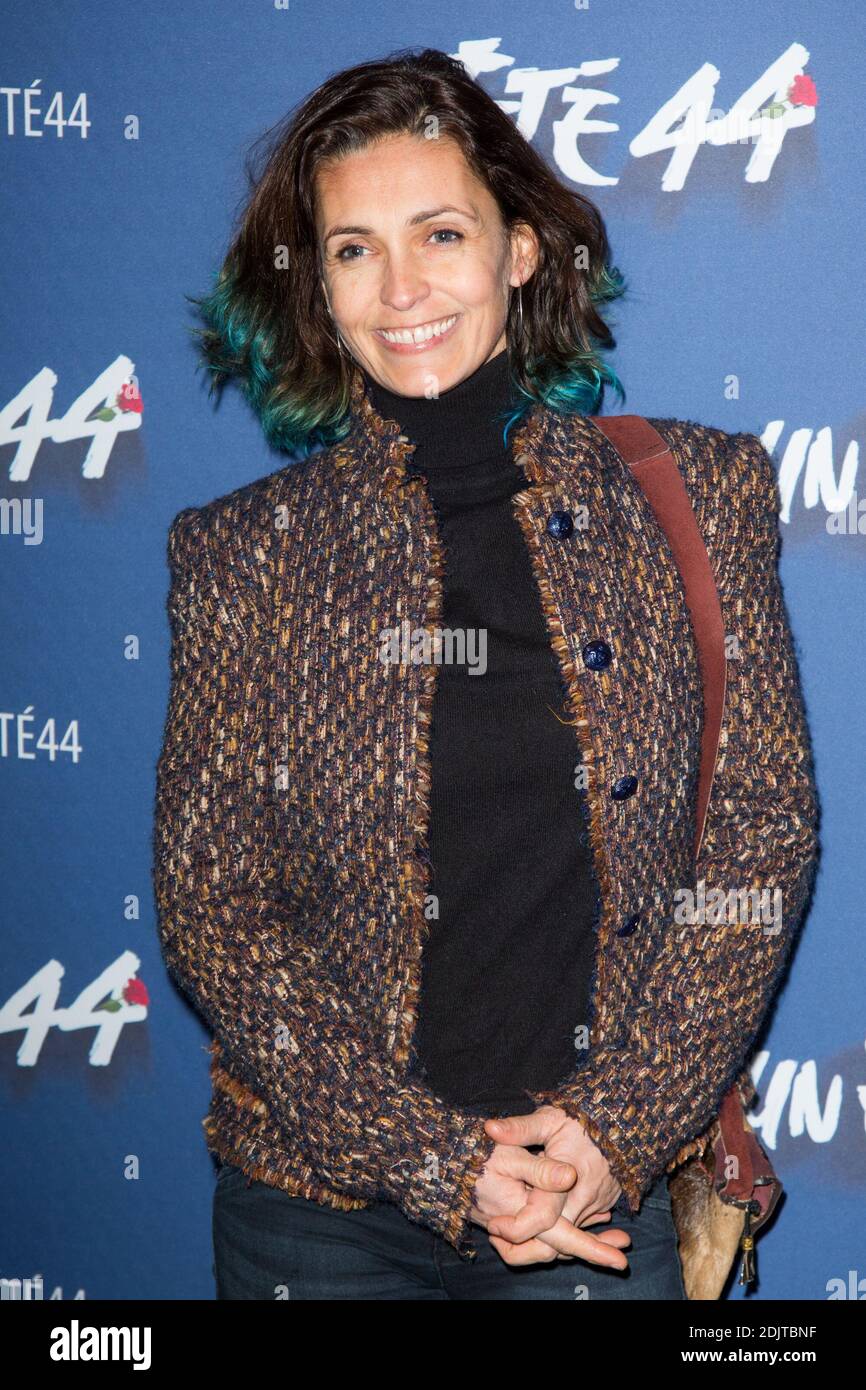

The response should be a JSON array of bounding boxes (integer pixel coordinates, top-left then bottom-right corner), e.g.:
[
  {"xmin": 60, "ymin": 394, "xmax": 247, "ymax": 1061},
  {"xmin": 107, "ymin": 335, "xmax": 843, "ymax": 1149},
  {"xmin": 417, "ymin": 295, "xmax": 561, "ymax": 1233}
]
[{"xmin": 152, "ymin": 369, "xmax": 819, "ymax": 1258}]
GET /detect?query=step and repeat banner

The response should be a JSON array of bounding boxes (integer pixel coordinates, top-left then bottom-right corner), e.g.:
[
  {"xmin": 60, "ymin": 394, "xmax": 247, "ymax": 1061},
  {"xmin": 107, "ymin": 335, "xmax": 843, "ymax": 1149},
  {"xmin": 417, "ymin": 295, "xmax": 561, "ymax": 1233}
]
[{"xmin": 2, "ymin": 1, "xmax": 862, "ymax": 1301}]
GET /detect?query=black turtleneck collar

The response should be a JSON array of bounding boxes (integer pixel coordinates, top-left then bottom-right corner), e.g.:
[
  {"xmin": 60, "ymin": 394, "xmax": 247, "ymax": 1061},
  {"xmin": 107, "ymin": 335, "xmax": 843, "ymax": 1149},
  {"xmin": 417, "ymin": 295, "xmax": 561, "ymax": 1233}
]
[{"xmin": 360, "ymin": 347, "xmax": 521, "ymax": 473}]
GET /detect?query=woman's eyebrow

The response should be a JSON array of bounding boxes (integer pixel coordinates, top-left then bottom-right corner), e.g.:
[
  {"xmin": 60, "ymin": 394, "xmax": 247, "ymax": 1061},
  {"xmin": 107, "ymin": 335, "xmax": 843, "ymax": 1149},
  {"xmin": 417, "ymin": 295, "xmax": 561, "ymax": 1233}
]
[{"xmin": 324, "ymin": 204, "xmax": 480, "ymax": 242}]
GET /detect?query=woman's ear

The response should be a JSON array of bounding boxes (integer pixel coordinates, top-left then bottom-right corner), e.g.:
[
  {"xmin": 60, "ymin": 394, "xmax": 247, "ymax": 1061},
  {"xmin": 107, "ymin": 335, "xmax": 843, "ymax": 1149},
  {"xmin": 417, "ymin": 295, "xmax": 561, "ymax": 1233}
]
[{"xmin": 510, "ymin": 221, "xmax": 540, "ymax": 289}]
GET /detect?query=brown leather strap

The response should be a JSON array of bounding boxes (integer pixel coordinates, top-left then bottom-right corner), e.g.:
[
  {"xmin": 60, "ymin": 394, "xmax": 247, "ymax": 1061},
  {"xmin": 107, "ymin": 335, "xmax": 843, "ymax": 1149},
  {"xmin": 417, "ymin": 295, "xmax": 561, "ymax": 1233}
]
[
  {"xmin": 586, "ymin": 417, "xmax": 781, "ymax": 1243},
  {"xmin": 586, "ymin": 414, "xmax": 727, "ymax": 862},
  {"xmin": 713, "ymin": 1088, "xmax": 782, "ymax": 1231}
]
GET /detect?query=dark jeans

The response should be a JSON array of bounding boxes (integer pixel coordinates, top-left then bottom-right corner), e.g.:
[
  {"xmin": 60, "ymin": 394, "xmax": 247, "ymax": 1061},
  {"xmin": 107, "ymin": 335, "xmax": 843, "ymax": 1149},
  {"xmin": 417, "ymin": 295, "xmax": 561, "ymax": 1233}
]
[{"xmin": 212, "ymin": 1162, "xmax": 687, "ymax": 1300}]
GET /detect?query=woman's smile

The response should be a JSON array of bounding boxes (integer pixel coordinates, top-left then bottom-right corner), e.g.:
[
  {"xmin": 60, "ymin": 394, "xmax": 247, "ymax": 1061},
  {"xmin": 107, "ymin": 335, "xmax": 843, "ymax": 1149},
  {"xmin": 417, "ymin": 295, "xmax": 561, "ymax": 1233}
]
[{"xmin": 373, "ymin": 311, "xmax": 461, "ymax": 353}]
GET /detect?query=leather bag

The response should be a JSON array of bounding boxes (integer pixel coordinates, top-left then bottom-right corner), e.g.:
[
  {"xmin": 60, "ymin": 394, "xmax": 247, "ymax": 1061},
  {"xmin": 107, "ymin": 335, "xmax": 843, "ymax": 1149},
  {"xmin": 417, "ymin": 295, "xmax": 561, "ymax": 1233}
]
[{"xmin": 586, "ymin": 413, "xmax": 783, "ymax": 1300}]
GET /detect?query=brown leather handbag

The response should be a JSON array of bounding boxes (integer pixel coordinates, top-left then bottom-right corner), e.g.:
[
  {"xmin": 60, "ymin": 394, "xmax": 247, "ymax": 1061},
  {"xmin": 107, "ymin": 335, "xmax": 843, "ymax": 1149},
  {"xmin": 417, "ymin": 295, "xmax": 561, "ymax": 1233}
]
[{"xmin": 587, "ymin": 414, "xmax": 783, "ymax": 1300}]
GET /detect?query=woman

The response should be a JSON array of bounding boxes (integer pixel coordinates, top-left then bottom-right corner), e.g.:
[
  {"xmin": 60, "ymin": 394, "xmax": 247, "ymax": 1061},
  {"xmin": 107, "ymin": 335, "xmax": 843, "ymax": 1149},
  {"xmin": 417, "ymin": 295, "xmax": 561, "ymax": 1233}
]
[{"xmin": 154, "ymin": 48, "xmax": 819, "ymax": 1300}]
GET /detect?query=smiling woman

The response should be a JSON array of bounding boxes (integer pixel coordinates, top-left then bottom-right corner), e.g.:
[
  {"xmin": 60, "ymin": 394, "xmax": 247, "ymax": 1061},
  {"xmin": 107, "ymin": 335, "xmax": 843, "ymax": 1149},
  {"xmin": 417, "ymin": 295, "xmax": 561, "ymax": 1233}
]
[
  {"xmin": 159, "ymin": 45, "xmax": 818, "ymax": 1304},
  {"xmin": 187, "ymin": 46, "xmax": 626, "ymax": 455},
  {"xmin": 315, "ymin": 134, "xmax": 536, "ymax": 388}
]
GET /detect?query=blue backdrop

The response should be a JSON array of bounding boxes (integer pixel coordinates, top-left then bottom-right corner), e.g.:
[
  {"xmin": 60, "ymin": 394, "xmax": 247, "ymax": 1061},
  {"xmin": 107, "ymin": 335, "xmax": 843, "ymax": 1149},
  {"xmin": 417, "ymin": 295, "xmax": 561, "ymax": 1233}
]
[{"xmin": 1, "ymin": 0, "xmax": 862, "ymax": 1301}]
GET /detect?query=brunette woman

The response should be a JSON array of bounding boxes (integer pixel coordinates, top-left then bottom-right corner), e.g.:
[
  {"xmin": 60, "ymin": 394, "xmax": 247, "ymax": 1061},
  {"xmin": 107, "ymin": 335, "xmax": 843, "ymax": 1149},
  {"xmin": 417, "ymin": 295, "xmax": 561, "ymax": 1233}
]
[{"xmin": 154, "ymin": 48, "xmax": 819, "ymax": 1300}]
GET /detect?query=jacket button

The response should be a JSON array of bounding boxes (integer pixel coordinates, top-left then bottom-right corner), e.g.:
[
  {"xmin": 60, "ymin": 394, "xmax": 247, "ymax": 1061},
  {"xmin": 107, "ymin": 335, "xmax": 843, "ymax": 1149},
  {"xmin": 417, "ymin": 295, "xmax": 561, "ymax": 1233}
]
[
  {"xmin": 616, "ymin": 913, "xmax": 641, "ymax": 937},
  {"xmin": 611, "ymin": 774, "xmax": 639, "ymax": 800},
  {"xmin": 582, "ymin": 638, "xmax": 613, "ymax": 670},
  {"xmin": 546, "ymin": 510, "xmax": 574, "ymax": 538}
]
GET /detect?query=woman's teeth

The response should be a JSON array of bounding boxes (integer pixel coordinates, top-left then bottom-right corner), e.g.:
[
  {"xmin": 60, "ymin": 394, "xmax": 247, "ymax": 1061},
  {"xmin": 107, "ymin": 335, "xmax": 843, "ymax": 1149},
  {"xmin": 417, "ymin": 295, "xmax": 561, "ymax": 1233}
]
[{"xmin": 377, "ymin": 314, "xmax": 459, "ymax": 345}]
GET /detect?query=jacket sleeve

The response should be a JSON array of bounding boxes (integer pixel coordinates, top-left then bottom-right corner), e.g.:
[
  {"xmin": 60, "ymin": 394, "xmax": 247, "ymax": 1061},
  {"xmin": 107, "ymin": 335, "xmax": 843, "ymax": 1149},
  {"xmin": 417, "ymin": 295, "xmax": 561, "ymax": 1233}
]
[
  {"xmin": 529, "ymin": 430, "xmax": 820, "ymax": 1211},
  {"xmin": 152, "ymin": 506, "xmax": 497, "ymax": 1254}
]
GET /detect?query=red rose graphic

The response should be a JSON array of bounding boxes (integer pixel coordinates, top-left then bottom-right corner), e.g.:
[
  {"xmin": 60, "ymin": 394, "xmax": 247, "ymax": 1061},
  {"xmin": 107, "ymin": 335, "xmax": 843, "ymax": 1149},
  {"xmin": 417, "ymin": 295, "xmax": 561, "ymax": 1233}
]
[
  {"xmin": 123, "ymin": 977, "xmax": 150, "ymax": 1007},
  {"xmin": 788, "ymin": 74, "xmax": 818, "ymax": 107},
  {"xmin": 116, "ymin": 380, "xmax": 143, "ymax": 414}
]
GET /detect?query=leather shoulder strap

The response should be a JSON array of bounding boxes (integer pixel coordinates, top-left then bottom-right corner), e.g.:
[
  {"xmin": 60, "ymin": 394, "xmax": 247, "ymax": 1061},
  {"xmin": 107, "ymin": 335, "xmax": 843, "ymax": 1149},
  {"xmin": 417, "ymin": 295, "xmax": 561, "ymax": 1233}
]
[{"xmin": 586, "ymin": 414, "xmax": 727, "ymax": 862}]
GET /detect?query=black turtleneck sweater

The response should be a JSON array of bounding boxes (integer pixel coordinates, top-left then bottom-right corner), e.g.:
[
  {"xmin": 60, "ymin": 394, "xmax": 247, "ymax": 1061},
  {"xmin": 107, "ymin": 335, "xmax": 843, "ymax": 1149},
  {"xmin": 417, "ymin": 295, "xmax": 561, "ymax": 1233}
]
[{"xmin": 363, "ymin": 349, "xmax": 598, "ymax": 1117}]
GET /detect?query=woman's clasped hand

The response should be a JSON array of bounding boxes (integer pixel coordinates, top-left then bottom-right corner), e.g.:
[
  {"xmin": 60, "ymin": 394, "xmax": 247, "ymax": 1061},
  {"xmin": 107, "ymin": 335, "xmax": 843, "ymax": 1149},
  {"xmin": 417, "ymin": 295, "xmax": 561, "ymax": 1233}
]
[{"xmin": 470, "ymin": 1105, "xmax": 630, "ymax": 1268}]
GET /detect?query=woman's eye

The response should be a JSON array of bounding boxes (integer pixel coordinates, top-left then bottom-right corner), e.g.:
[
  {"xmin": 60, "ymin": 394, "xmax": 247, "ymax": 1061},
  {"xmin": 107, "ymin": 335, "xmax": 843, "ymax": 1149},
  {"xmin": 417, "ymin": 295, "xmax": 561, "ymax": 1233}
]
[
  {"xmin": 336, "ymin": 243, "xmax": 367, "ymax": 262},
  {"xmin": 335, "ymin": 229, "xmax": 463, "ymax": 262}
]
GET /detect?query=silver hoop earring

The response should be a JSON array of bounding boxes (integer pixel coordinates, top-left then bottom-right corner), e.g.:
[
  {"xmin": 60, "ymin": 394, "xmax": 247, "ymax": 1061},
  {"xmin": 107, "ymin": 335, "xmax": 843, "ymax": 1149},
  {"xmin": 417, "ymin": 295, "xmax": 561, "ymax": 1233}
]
[
  {"xmin": 330, "ymin": 321, "xmax": 347, "ymax": 357},
  {"xmin": 514, "ymin": 283, "xmax": 524, "ymax": 337},
  {"xmin": 322, "ymin": 290, "xmax": 348, "ymax": 359}
]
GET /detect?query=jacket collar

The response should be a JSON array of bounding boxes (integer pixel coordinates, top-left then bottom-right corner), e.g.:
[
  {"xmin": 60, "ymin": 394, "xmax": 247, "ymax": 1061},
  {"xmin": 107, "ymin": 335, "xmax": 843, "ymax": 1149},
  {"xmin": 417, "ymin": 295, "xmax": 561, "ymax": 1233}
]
[{"xmin": 329, "ymin": 365, "xmax": 618, "ymax": 505}]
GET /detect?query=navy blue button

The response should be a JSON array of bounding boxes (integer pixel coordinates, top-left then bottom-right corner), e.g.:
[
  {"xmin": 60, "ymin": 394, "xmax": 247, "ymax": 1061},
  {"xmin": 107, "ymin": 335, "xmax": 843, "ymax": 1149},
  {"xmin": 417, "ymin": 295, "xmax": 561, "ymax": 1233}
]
[
  {"xmin": 582, "ymin": 639, "xmax": 613, "ymax": 670},
  {"xmin": 546, "ymin": 510, "xmax": 574, "ymax": 538},
  {"xmin": 616, "ymin": 913, "xmax": 641, "ymax": 937},
  {"xmin": 611, "ymin": 774, "xmax": 639, "ymax": 800}
]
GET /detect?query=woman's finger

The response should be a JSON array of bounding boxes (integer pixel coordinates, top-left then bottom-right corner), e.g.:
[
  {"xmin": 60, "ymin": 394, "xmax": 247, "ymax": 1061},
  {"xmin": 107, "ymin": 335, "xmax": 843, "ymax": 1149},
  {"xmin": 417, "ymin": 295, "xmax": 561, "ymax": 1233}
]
[{"xmin": 489, "ymin": 1216, "xmax": 631, "ymax": 1268}]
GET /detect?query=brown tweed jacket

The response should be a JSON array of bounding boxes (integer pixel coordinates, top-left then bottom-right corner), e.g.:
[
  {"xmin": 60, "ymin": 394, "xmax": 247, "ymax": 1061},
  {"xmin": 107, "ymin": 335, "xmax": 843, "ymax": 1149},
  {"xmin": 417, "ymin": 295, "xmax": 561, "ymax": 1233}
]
[{"xmin": 153, "ymin": 370, "xmax": 819, "ymax": 1258}]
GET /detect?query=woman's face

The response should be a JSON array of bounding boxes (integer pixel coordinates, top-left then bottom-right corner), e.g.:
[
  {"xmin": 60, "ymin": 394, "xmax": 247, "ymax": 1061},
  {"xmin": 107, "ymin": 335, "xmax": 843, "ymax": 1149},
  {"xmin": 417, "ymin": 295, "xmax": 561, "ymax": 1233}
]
[{"xmin": 316, "ymin": 132, "xmax": 537, "ymax": 396}]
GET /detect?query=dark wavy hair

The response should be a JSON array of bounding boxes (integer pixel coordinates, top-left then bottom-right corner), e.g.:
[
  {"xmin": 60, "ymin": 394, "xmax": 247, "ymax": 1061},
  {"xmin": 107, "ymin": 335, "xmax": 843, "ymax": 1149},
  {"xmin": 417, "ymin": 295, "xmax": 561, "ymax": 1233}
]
[{"xmin": 188, "ymin": 47, "xmax": 628, "ymax": 459}]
